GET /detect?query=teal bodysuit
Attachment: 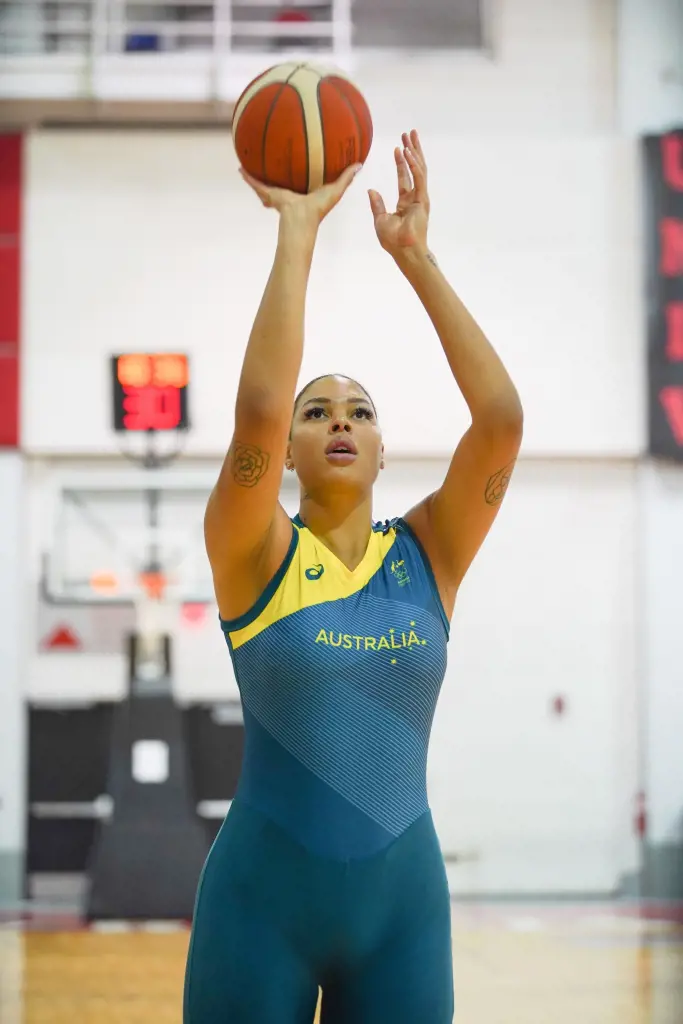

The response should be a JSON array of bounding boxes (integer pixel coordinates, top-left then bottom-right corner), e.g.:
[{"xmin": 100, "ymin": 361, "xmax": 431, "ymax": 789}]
[{"xmin": 184, "ymin": 516, "xmax": 454, "ymax": 1023}]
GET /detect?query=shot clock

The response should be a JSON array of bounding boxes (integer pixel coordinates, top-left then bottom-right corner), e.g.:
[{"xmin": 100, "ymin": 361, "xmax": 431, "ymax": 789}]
[{"xmin": 111, "ymin": 353, "xmax": 190, "ymax": 433}]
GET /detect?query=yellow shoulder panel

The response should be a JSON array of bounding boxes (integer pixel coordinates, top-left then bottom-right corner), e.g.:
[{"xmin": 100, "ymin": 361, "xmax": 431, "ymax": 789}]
[{"xmin": 229, "ymin": 524, "xmax": 397, "ymax": 650}]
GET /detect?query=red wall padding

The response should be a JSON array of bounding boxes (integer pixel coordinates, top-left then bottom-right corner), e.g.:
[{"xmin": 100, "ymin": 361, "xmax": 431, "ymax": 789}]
[{"xmin": 0, "ymin": 135, "xmax": 22, "ymax": 448}]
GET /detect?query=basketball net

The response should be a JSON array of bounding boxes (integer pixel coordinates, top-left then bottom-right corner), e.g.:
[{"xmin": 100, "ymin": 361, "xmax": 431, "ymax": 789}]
[{"xmin": 133, "ymin": 571, "xmax": 174, "ymax": 683}]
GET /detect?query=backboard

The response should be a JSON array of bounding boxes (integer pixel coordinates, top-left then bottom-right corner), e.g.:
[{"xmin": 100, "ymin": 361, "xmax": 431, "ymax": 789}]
[
  {"xmin": 33, "ymin": 461, "xmax": 298, "ymax": 672},
  {"xmin": 41, "ymin": 466, "xmax": 217, "ymax": 607}
]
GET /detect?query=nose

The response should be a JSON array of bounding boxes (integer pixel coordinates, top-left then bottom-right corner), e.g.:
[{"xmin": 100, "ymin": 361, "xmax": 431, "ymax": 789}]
[{"xmin": 330, "ymin": 418, "xmax": 352, "ymax": 433}]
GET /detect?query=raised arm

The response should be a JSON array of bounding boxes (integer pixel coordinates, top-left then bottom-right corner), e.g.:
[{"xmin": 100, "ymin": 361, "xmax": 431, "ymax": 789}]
[
  {"xmin": 369, "ymin": 132, "xmax": 523, "ymax": 618},
  {"xmin": 206, "ymin": 163, "xmax": 361, "ymax": 620}
]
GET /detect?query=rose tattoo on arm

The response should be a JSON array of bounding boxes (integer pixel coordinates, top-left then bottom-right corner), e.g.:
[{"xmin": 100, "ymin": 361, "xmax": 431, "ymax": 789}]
[{"xmin": 230, "ymin": 443, "xmax": 271, "ymax": 488}]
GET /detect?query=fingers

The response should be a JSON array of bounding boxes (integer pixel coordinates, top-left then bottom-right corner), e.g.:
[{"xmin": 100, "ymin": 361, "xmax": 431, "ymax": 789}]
[
  {"xmin": 368, "ymin": 189, "xmax": 387, "ymax": 219},
  {"xmin": 401, "ymin": 130, "xmax": 427, "ymax": 203},
  {"xmin": 238, "ymin": 167, "xmax": 274, "ymax": 207},
  {"xmin": 240, "ymin": 160, "xmax": 362, "ymax": 221},
  {"xmin": 330, "ymin": 162, "xmax": 363, "ymax": 198},
  {"xmin": 313, "ymin": 162, "xmax": 362, "ymax": 219},
  {"xmin": 408, "ymin": 128, "xmax": 427, "ymax": 170},
  {"xmin": 394, "ymin": 146, "xmax": 412, "ymax": 196},
  {"xmin": 318, "ymin": 161, "xmax": 362, "ymax": 205}
]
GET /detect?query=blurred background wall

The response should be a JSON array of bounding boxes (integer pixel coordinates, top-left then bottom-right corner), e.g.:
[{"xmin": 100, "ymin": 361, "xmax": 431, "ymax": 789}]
[{"xmin": 0, "ymin": 0, "xmax": 682, "ymax": 908}]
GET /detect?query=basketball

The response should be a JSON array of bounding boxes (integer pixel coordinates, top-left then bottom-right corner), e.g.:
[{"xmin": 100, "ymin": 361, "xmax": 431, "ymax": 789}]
[{"xmin": 232, "ymin": 62, "xmax": 373, "ymax": 194}]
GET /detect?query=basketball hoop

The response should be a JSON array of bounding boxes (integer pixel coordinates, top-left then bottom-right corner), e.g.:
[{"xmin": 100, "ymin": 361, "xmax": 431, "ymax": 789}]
[{"xmin": 139, "ymin": 570, "xmax": 167, "ymax": 601}]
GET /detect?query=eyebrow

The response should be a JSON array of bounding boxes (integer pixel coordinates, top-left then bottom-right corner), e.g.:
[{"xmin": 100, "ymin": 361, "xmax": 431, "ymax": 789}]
[{"xmin": 301, "ymin": 396, "xmax": 371, "ymax": 407}]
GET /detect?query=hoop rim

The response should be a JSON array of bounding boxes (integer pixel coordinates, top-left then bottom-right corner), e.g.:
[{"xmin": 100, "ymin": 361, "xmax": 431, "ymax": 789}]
[{"xmin": 138, "ymin": 570, "xmax": 168, "ymax": 601}]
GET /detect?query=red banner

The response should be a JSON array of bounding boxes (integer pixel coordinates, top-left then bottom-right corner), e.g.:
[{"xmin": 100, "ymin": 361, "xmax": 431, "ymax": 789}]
[
  {"xmin": 644, "ymin": 129, "xmax": 683, "ymax": 460},
  {"xmin": 0, "ymin": 135, "xmax": 22, "ymax": 449}
]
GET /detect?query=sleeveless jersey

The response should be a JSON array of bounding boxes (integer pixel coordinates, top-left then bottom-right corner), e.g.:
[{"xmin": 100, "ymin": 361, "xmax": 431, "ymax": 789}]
[{"xmin": 220, "ymin": 515, "xmax": 449, "ymax": 860}]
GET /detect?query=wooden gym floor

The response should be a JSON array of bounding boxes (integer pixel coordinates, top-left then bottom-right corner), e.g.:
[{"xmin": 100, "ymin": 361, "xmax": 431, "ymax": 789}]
[{"xmin": 1, "ymin": 904, "xmax": 682, "ymax": 1023}]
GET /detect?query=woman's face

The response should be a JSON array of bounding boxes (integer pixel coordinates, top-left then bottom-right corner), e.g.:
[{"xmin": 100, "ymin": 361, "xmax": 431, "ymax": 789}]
[{"xmin": 287, "ymin": 375, "xmax": 384, "ymax": 498}]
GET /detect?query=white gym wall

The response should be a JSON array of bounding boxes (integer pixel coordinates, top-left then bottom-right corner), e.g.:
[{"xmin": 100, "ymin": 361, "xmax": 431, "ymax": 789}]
[{"xmin": 6, "ymin": 0, "xmax": 682, "ymax": 898}]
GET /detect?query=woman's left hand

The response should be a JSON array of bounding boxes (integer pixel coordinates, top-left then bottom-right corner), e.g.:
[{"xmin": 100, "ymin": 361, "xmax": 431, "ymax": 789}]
[{"xmin": 368, "ymin": 130, "xmax": 430, "ymax": 262}]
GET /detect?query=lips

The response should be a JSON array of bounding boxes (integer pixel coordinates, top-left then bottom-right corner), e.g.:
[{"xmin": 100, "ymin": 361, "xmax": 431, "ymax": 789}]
[
  {"xmin": 325, "ymin": 437, "xmax": 358, "ymax": 456},
  {"xmin": 325, "ymin": 437, "xmax": 358, "ymax": 465}
]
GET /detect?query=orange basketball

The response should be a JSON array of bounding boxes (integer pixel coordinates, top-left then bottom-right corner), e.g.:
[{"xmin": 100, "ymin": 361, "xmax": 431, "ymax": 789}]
[{"xmin": 232, "ymin": 62, "xmax": 373, "ymax": 194}]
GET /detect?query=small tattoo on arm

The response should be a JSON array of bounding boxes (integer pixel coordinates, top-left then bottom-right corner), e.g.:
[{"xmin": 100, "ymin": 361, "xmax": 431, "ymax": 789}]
[
  {"xmin": 484, "ymin": 460, "xmax": 516, "ymax": 506},
  {"xmin": 425, "ymin": 252, "xmax": 438, "ymax": 268},
  {"xmin": 231, "ymin": 442, "xmax": 270, "ymax": 488}
]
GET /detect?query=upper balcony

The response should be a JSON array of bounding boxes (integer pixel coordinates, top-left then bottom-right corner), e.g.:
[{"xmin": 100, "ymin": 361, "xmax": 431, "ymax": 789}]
[{"xmin": 0, "ymin": 0, "xmax": 485, "ymax": 123}]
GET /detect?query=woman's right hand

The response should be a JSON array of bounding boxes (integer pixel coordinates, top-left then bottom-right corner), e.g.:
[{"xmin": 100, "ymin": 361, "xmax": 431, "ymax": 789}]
[{"xmin": 239, "ymin": 163, "xmax": 362, "ymax": 231}]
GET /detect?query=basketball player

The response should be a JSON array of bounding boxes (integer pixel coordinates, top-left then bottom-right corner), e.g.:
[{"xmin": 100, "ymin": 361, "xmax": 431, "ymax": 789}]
[{"xmin": 184, "ymin": 131, "xmax": 523, "ymax": 1023}]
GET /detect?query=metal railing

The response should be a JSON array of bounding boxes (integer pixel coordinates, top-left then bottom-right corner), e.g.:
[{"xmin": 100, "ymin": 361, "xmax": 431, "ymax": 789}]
[{"xmin": 0, "ymin": 0, "xmax": 354, "ymax": 102}]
